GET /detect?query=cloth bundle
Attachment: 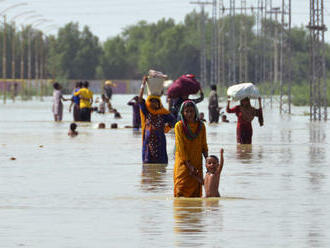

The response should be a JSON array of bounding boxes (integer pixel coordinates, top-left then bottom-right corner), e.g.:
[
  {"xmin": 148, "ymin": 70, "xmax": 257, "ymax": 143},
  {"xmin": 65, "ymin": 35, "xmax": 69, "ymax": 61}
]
[
  {"xmin": 167, "ymin": 74, "xmax": 201, "ymax": 98},
  {"xmin": 227, "ymin": 82, "xmax": 260, "ymax": 101},
  {"xmin": 146, "ymin": 69, "xmax": 168, "ymax": 96}
]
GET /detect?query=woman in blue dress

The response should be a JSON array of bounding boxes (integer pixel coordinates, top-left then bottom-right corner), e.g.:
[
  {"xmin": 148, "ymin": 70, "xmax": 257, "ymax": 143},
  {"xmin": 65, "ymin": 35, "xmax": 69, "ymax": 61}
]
[{"xmin": 138, "ymin": 76, "xmax": 176, "ymax": 164}]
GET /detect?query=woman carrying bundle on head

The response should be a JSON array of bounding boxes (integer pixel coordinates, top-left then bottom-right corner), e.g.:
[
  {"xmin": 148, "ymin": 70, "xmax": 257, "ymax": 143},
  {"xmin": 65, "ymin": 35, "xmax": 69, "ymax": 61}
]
[
  {"xmin": 226, "ymin": 83, "xmax": 264, "ymax": 144},
  {"xmin": 226, "ymin": 97, "xmax": 263, "ymax": 144},
  {"xmin": 138, "ymin": 75, "xmax": 176, "ymax": 164},
  {"xmin": 174, "ymin": 100, "xmax": 208, "ymax": 197}
]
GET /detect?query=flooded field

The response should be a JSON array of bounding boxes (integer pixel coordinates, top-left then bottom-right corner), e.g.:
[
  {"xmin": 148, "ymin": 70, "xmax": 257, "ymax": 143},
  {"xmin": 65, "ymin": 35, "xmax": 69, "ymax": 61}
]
[{"xmin": 0, "ymin": 95, "xmax": 329, "ymax": 248}]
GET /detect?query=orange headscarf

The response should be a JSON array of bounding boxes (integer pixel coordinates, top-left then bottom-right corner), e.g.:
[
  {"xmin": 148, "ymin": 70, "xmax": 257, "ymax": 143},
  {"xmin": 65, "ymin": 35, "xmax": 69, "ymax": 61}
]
[{"xmin": 140, "ymin": 95, "xmax": 171, "ymax": 134}]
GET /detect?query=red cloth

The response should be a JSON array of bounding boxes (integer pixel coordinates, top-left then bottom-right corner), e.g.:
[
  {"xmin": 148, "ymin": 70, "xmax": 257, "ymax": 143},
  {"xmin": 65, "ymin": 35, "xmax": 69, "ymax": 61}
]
[
  {"xmin": 167, "ymin": 74, "xmax": 201, "ymax": 98},
  {"xmin": 227, "ymin": 105, "xmax": 253, "ymax": 144}
]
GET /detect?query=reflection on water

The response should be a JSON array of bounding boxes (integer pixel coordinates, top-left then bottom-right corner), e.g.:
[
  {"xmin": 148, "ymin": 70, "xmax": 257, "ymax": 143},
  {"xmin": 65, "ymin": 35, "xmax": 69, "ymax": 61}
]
[
  {"xmin": 236, "ymin": 144, "xmax": 253, "ymax": 163},
  {"xmin": 1, "ymin": 97, "xmax": 330, "ymax": 248},
  {"xmin": 140, "ymin": 164, "xmax": 168, "ymax": 192},
  {"xmin": 173, "ymin": 198, "xmax": 224, "ymax": 247},
  {"xmin": 173, "ymin": 198, "xmax": 204, "ymax": 247},
  {"xmin": 309, "ymin": 123, "xmax": 327, "ymax": 164}
]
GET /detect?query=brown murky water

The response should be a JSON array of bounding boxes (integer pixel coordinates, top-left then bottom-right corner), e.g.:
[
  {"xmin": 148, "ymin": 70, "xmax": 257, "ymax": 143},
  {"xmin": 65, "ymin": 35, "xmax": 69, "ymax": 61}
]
[{"xmin": 0, "ymin": 95, "xmax": 329, "ymax": 247}]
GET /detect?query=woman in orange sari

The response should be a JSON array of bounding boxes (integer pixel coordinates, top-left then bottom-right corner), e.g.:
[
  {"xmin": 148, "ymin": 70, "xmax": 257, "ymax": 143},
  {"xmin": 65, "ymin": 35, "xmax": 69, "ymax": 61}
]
[
  {"xmin": 174, "ymin": 100, "xmax": 208, "ymax": 197},
  {"xmin": 139, "ymin": 76, "xmax": 176, "ymax": 164}
]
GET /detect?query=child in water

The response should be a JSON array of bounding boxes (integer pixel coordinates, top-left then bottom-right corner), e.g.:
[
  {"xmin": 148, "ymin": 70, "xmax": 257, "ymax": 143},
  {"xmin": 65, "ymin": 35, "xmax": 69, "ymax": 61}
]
[
  {"xmin": 98, "ymin": 123, "xmax": 106, "ymax": 129},
  {"xmin": 68, "ymin": 123, "xmax": 78, "ymax": 137},
  {"xmin": 204, "ymin": 149, "xmax": 224, "ymax": 197}
]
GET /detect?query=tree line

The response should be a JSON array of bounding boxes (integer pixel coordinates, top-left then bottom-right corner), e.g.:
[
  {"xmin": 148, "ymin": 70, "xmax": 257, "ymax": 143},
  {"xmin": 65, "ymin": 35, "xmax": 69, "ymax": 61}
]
[{"xmin": 1, "ymin": 10, "xmax": 330, "ymax": 87}]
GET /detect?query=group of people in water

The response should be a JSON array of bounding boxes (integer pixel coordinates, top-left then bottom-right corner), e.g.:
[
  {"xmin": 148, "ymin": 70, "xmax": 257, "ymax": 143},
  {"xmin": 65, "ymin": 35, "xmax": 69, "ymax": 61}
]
[
  {"xmin": 53, "ymin": 75, "xmax": 263, "ymax": 198},
  {"xmin": 138, "ymin": 76, "xmax": 263, "ymax": 198}
]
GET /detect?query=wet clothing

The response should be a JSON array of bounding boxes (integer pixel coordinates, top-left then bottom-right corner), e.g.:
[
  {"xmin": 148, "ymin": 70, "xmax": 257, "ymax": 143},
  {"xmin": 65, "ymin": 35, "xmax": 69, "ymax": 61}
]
[
  {"xmin": 74, "ymin": 88, "xmax": 93, "ymax": 109},
  {"xmin": 226, "ymin": 105, "xmax": 262, "ymax": 144},
  {"xmin": 139, "ymin": 97, "xmax": 176, "ymax": 164},
  {"xmin": 74, "ymin": 88, "xmax": 93, "ymax": 122},
  {"xmin": 72, "ymin": 88, "xmax": 80, "ymax": 105},
  {"xmin": 73, "ymin": 104, "xmax": 80, "ymax": 121},
  {"xmin": 174, "ymin": 121, "xmax": 208, "ymax": 197},
  {"xmin": 52, "ymin": 89, "xmax": 63, "ymax": 121},
  {"xmin": 72, "ymin": 88, "xmax": 81, "ymax": 121},
  {"xmin": 208, "ymin": 90, "xmax": 219, "ymax": 123},
  {"xmin": 80, "ymin": 108, "xmax": 91, "ymax": 122},
  {"xmin": 104, "ymin": 85, "xmax": 113, "ymax": 100},
  {"xmin": 128, "ymin": 101, "xmax": 141, "ymax": 129}
]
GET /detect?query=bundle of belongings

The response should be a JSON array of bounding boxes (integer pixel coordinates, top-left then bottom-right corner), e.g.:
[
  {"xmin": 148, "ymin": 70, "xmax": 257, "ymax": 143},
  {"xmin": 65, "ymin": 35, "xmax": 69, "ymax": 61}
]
[{"xmin": 227, "ymin": 82, "xmax": 260, "ymax": 101}]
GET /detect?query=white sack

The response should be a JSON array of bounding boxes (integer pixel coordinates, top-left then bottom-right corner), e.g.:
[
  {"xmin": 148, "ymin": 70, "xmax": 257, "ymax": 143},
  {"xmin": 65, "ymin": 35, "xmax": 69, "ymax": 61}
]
[
  {"xmin": 227, "ymin": 82, "xmax": 260, "ymax": 101},
  {"xmin": 146, "ymin": 69, "xmax": 168, "ymax": 96}
]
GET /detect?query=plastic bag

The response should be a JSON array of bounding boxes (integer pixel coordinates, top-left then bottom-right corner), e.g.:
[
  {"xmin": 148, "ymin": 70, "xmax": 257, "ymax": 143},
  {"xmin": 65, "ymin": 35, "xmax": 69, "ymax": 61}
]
[{"xmin": 227, "ymin": 82, "xmax": 260, "ymax": 101}]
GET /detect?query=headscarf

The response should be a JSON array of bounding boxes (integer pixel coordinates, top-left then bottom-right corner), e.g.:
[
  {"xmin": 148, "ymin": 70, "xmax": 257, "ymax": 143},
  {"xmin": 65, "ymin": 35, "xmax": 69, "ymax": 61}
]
[
  {"xmin": 140, "ymin": 95, "xmax": 171, "ymax": 134},
  {"xmin": 178, "ymin": 100, "xmax": 203, "ymax": 140}
]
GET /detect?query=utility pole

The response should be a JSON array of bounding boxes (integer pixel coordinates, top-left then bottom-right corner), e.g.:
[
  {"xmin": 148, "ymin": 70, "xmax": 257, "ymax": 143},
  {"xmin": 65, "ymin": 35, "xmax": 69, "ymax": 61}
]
[
  {"xmin": 239, "ymin": 0, "xmax": 248, "ymax": 82},
  {"xmin": 307, "ymin": 0, "xmax": 327, "ymax": 120},
  {"xmin": 229, "ymin": 0, "xmax": 236, "ymax": 83},
  {"xmin": 218, "ymin": 0, "xmax": 225, "ymax": 90},
  {"xmin": 2, "ymin": 15, "xmax": 7, "ymax": 103},
  {"xmin": 279, "ymin": 0, "xmax": 291, "ymax": 114},
  {"xmin": 210, "ymin": 0, "xmax": 218, "ymax": 86},
  {"xmin": 221, "ymin": 3, "xmax": 264, "ymax": 86},
  {"xmin": 267, "ymin": 7, "xmax": 281, "ymax": 108},
  {"xmin": 190, "ymin": 1, "xmax": 213, "ymax": 87}
]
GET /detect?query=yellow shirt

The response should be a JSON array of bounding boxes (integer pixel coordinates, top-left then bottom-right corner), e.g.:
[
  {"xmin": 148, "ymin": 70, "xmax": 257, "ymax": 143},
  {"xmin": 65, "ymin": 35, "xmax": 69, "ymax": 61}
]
[
  {"xmin": 74, "ymin": 88, "xmax": 93, "ymax": 109},
  {"xmin": 174, "ymin": 121, "xmax": 208, "ymax": 197}
]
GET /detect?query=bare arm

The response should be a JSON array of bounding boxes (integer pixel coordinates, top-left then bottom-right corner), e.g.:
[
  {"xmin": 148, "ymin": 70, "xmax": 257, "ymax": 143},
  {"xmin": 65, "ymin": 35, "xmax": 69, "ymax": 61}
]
[
  {"xmin": 138, "ymin": 75, "xmax": 148, "ymax": 103},
  {"xmin": 216, "ymin": 148, "xmax": 224, "ymax": 176},
  {"xmin": 226, "ymin": 97, "xmax": 231, "ymax": 112},
  {"xmin": 258, "ymin": 97, "xmax": 262, "ymax": 109}
]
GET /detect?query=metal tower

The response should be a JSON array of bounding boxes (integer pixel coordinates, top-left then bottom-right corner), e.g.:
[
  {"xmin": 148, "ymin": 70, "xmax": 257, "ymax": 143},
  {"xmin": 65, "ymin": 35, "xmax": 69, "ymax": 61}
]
[
  {"xmin": 239, "ymin": 0, "xmax": 248, "ymax": 82},
  {"xmin": 190, "ymin": 1, "xmax": 213, "ymax": 86},
  {"xmin": 279, "ymin": 0, "xmax": 292, "ymax": 114},
  {"xmin": 307, "ymin": 0, "xmax": 327, "ymax": 120},
  {"xmin": 210, "ymin": 0, "xmax": 218, "ymax": 86}
]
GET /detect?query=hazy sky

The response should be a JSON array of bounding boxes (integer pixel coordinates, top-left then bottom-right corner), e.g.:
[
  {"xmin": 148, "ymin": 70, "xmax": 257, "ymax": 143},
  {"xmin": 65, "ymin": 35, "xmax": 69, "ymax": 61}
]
[{"xmin": 1, "ymin": 0, "xmax": 329, "ymax": 42}]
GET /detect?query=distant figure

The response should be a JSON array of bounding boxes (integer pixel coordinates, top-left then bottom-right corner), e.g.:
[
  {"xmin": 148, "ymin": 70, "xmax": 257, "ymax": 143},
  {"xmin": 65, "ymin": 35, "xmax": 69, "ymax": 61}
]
[
  {"xmin": 68, "ymin": 123, "xmax": 78, "ymax": 137},
  {"xmin": 226, "ymin": 97, "xmax": 263, "ymax": 144},
  {"xmin": 113, "ymin": 109, "xmax": 122, "ymax": 119},
  {"xmin": 104, "ymin": 80, "xmax": 113, "ymax": 100},
  {"xmin": 69, "ymin": 81, "xmax": 82, "ymax": 121},
  {"xmin": 204, "ymin": 149, "xmax": 224, "ymax": 198},
  {"xmin": 98, "ymin": 123, "xmax": 106, "ymax": 129},
  {"xmin": 98, "ymin": 94, "xmax": 106, "ymax": 114},
  {"xmin": 74, "ymin": 81, "xmax": 93, "ymax": 122},
  {"xmin": 208, "ymin": 84, "xmax": 220, "ymax": 123},
  {"xmin": 199, "ymin": 112, "xmax": 206, "ymax": 122},
  {"xmin": 127, "ymin": 96, "xmax": 141, "ymax": 130},
  {"xmin": 221, "ymin": 114, "xmax": 229, "ymax": 123},
  {"xmin": 111, "ymin": 123, "xmax": 118, "ymax": 129},
  {"xmin": 52, "ymin": 82, "xmax": 69, "ymax": 122}
]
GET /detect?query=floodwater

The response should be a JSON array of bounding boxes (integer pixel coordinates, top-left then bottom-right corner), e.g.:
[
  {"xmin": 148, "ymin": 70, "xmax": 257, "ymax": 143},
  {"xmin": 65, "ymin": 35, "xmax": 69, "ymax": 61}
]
[{"xmin": 0, "ymin": 95, "xmax": 329, "ymax": 248}]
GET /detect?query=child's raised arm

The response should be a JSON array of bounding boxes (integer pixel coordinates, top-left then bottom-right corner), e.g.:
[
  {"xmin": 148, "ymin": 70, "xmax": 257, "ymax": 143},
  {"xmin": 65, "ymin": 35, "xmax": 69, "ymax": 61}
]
[{"xmin": 217, "ymin": 148, "xmax": 224, "ymax": 175}]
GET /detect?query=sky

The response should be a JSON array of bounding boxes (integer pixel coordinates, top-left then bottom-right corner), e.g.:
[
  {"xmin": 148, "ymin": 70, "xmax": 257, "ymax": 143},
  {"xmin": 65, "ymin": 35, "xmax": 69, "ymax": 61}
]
[{"xmin": 1, "ymin": 0, "xmax": 329, "ymax": 42}]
